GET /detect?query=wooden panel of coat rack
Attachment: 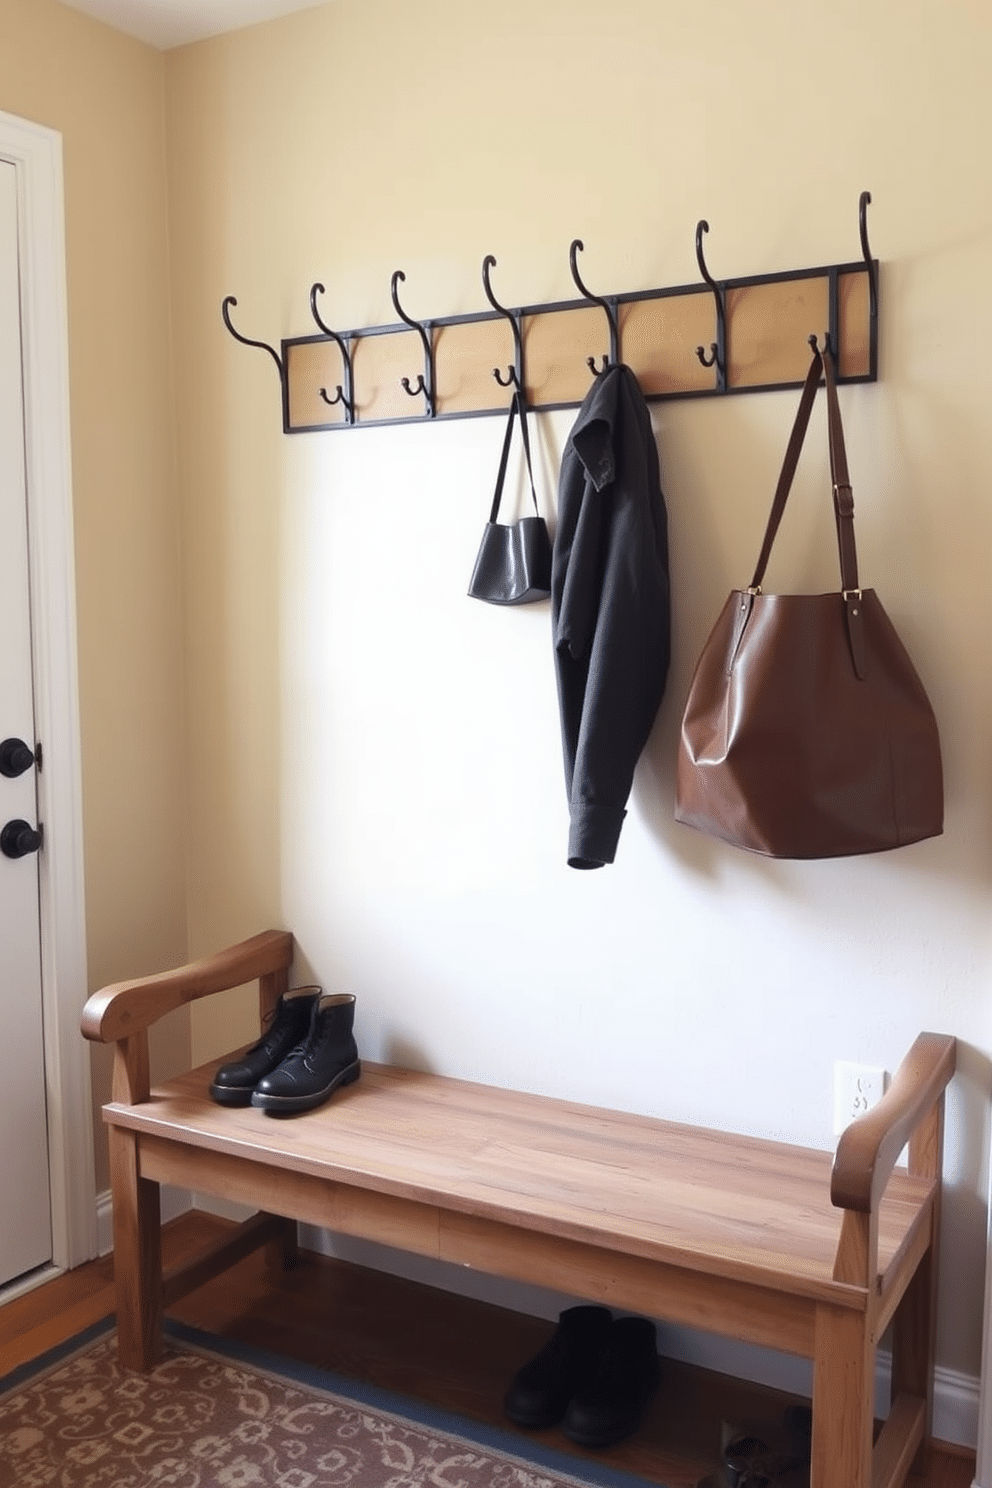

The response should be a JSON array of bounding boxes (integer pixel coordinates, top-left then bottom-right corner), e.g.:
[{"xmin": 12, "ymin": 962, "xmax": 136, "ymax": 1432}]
[
  {"xmin": 221, "ymin": 197, "xmax": 880, "ymax": 432},
  {"xmin": 281, "ymin": 264, "xmax": 875, "ymax": 433}
]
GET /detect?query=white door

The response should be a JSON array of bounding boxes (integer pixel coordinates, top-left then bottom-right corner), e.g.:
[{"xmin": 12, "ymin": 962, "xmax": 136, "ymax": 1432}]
[{"xmin": 0, "ymin": 156, "xmax": 53, "ymax": 1285}]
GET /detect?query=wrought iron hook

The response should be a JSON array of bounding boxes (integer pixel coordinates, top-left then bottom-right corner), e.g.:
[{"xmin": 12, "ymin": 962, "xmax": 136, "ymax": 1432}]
[
  {"xmin": 481, "ymin": 255, "xmax": 523, "ymax": 391},
  {"xmin": 569, "ymin": 239, "xmax": 619, "ymax": 376},
  {"xmin": 221, "ymin": 296, "xmax": 284, "ymax": 381},
  {"xmin": 390, "ymin": 270, "xmax": 435, "ymax": 416},
  {"xmin": 310, "ymin": 283, "xmax": 355, "ymax": 423},
  {"xmin": 859, "ymin": 190, "xmax": 878, "ymax": 324},
  {"xmin": 693, "ymin": 221, "xmax": 727, "ymax": 385}
]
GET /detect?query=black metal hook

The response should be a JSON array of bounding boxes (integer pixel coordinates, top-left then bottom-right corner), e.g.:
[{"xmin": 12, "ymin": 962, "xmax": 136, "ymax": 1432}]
[
  {"xmin": 390, "ymin": 270, "xmax": 436, "ymax": 417},
  {"xmin": 808, "ymin": 332, "xmax": 834, "ymax": 358},
  {"xmin": 694, "ymin": 221, "xmax": 727, "ymax": 387},
  {"xmin": 310, "ymin": 283, "xmax": 356, "ymax": 423},
  {"xmin": 481, "ymin": 255, "xmax": 523, "ymax": 392},
  {"xmin": 569, "ymin": 239, "xmax": 619, "ymax": 376},
  {"xmin": 221, "ymin": 296, "xmax": 284, "ymax": 381},
  {"xmin": 859, "ymin": 190, "xmax": 878, "ymax": 324},
  {"xmin": 809, "ymin": 195, "xmax": 876, "ymax": 369}
]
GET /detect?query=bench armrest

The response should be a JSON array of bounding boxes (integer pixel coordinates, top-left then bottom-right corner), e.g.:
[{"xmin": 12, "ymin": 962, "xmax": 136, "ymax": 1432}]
[
  {"xmin": 831, "ymin": 1031, "xmax": 956, "ymax": 1214},
  {"xmin": 80, "ymin": 929, "xmax": 295, "ymax": 1044}
]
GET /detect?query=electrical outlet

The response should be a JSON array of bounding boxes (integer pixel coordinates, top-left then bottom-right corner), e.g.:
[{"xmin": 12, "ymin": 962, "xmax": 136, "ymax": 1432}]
[{"xmin": 833, "ymin": 1061, "xmax": 887, "ymax": 1135}]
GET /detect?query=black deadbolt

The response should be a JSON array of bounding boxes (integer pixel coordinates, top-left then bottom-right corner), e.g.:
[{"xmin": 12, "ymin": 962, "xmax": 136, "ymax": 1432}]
[
  {"xmin": 1, "ymin": 819, "xmax": 43, "ymax": 859},
  {"xmin": 0, "ymin": 738, "xmax": 38, "ymax": 778}
]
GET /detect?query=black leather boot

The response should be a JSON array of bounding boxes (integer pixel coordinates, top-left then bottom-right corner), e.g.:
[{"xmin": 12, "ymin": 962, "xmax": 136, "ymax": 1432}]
[
  {"xmin": 713, "ymin": 1407, "xmax": 812, "ymax": 1488},
  {"xmin": 251, "ymin": 993, "xmax": 360, "ymax": 1115},
  {"xmin": 209, "ymin": 986, "xmax": 322, "ymax": 1106},
  {"xmin": 503, "ymin": 1305, "xmax": 613, "ymax": 1429},
  {"xmin": 561, "ymin": 1315, "xmax": 661, "ymax": 1448}
]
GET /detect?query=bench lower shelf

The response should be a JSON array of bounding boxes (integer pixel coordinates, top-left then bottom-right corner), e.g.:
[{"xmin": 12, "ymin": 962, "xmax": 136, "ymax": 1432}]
[{"xmin": 163, "ymin": 1211, "xmax": 967, "ymax": 1488}]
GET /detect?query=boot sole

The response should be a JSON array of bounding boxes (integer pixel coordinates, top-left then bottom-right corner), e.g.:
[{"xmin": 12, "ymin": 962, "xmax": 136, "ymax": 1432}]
[
  {"xmin": 209, "ymin": 1083, "xmax": 255, "ymax": 1107},
  {"xmin": 502, "ymin": 1401, "xmax": 568, "ymax": 1430},
  {"xmin": 251, "ymin": 1060, "xmax": 361, "ymax": 1116}
]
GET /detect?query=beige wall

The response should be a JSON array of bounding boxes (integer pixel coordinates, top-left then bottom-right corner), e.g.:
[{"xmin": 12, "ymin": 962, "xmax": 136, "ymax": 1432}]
[
  {"xmin": 3, "ymin": 0, "xmax": 991, "ymax": 1426},
  {"xmin": 0, "ymin": 0, "xmax": 189, "ymax": 1188},
  {"xmin": 164, "ymin": 0, "xmax": 992, "ymax": 1402}
]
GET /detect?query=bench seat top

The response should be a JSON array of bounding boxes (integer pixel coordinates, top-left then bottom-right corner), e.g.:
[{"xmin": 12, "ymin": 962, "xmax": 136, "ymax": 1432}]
[{"xmin": 105, "ymin": 1058, "xmax": 932, "ymax": 1305}]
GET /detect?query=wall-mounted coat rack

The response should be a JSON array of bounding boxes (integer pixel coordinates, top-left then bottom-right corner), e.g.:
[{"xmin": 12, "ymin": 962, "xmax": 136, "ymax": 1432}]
[{"xmin": 221, "ymin": 191, "xmax": 878, "ymax": 434}]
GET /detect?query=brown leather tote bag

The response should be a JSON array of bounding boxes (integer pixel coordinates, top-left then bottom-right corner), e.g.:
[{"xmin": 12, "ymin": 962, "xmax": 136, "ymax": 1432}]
[{"xmin": 675, "ymin": 343, "xmax": 943, "ymax": 859}]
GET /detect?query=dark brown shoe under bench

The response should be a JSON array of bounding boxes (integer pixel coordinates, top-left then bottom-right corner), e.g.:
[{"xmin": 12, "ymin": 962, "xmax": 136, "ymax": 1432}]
[{"xmin": 81, "ymin": 929, "xmax": 956, "ymax": 1488}]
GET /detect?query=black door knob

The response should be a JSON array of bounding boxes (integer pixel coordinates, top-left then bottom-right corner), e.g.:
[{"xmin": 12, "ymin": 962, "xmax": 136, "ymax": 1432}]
[
  {"xmin": 0, "ymin": 738, "xmax": 38, "ymax": 778},
  {"xmin": 1, "ymin": 819, "xmax": 43, "ymax": 858}
]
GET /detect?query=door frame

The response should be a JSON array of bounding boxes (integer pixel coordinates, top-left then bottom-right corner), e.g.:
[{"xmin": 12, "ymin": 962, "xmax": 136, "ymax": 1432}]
[
  {"xmin": 977, "ymin": 1159, "xmax": 992, "ymax": 1486},
  {"xmin": 0, "ymin": 108, "xmax": 95, "ymax": 1273}
]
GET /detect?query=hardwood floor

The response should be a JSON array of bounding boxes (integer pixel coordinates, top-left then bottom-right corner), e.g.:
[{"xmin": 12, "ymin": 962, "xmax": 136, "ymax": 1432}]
[{"xmin": 0, "ymin": 1212, "xmax": 977, "ymax": 1488}]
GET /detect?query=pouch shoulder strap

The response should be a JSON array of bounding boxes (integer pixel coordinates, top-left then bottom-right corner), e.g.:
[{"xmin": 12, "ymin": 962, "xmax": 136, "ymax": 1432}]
[{"xmin": 489, "ymin": 390, "xmax": 540, "ymax": 524}]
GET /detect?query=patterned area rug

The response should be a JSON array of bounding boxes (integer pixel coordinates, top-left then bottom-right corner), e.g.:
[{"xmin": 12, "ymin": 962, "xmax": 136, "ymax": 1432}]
[{"xmin": 0, "ymin": 1318, "xmax": 658, "ymax": 1488}]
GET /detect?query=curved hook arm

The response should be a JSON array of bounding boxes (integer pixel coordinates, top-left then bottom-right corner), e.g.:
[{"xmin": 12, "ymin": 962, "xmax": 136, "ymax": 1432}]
[
  {"xmin": 569, "ymin": 239, "xmax": 619, "ymax": 374},
  {"xmin": 221, "ymin": 296, "xmax": 284, "ymax": 380},
  {"xmin": 481, "ymin": 254, "xmax": 523, "ymax": 391},
  {"xmin": 694, "ymin": 219, "xmax": 718, "ymax": 294},
  {"xmin": 310, "ymin": 283, "xmax": 355, "ymax": 422},
  {"xmin": 693, "ymin": 221, "xmax": 727, "ymax": 383},
  {"xmin": 390, "ymin": 270, "xmax": 435, "ymax": 415},
  {"xmin": 310, "ymin": 283, "xmax": 353, "ymax": 364},
  {"xmin": 859, "ymin": 190, "xmax": 878, "ymax": 322}
]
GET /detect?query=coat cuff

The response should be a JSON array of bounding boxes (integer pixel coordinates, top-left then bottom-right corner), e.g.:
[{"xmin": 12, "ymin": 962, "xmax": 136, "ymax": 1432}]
[{"xmin": 567, "ymin": 805, "xmax": 627, "ymax": 869}]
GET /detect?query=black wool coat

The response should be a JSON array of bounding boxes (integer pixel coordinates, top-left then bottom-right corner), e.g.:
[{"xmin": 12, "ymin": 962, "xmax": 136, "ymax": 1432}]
[{"xmin": 551, "ymin": 364, "xmax": 671, "ymax": 868}]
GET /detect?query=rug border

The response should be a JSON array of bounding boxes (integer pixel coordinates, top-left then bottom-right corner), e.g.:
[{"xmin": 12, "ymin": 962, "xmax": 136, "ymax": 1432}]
[
  {"xmin": 0, "ymin": 1314, "xmax": 117, "ymax": 1395},
  {"xmin": 162, "ymin": 1316, "xmax": 662, "ymax": 1488}
]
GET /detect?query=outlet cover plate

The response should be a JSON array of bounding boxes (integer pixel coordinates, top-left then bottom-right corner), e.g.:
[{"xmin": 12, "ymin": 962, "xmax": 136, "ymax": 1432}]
[{"xmin": 834, "ymin": 1061, "xmax": 887, "ymax": 1135}]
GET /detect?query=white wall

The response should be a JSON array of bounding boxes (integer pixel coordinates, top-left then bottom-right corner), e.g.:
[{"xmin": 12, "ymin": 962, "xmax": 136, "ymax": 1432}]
[{"xmin": 165, "ymin": 0, "xmax": 992, "ymax": 1430}]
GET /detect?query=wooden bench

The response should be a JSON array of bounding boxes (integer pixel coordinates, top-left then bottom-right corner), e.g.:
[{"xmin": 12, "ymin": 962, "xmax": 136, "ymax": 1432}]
[{"xmin": 81, "ymin": 929, "xmax": 956, "ymax": 1488}]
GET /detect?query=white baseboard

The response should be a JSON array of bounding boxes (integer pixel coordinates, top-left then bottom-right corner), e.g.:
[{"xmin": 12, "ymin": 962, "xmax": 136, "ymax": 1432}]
[
  {"xmin": 95, "ymin": 1199, "xmax": 980, "ymax": 1452},
  {"xmin": 95, "ymin": 1185, "xmax": 195, "ymax": 1256},
  {"xmin": 926, "ymin": 1358, "xmax": 982, "ymax": 1458}
]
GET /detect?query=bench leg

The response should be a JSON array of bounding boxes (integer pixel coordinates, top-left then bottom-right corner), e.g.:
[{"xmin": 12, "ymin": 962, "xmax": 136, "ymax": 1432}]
[
  {"xmin": 812, "ymin": 1303, "xmax": 874, "ymax": 1488},
  {"xmin": 890, "ymin": 1246, "xmax": 936, "ymax": 1477},
  {"xmin": 265, "ymin": 1216, "xmax": 300, "ymax": 1274},
  {"xmin": 109, "ymin": 1127, "xmax": 162, "ymax": 1372}
]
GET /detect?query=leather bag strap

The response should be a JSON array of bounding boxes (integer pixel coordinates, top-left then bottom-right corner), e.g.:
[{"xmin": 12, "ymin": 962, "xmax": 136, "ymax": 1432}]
[
  {"xmin": 749, "ymin": 348, "xmax": 823, "ymax": 591},
  {"xmin": 821, "ymin": 344, "xmax": 860, "ymax": 591},
  {"xmin": 821, "ymin": 344, "xmax": 867, "ymax": 677},
  {"xmin": 489, "ymin": 390, "xmax": 540, "ymax": 524},
  {"xmin": 747, "ymin": 342, "xmax": 867, "ymax": 677}
]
